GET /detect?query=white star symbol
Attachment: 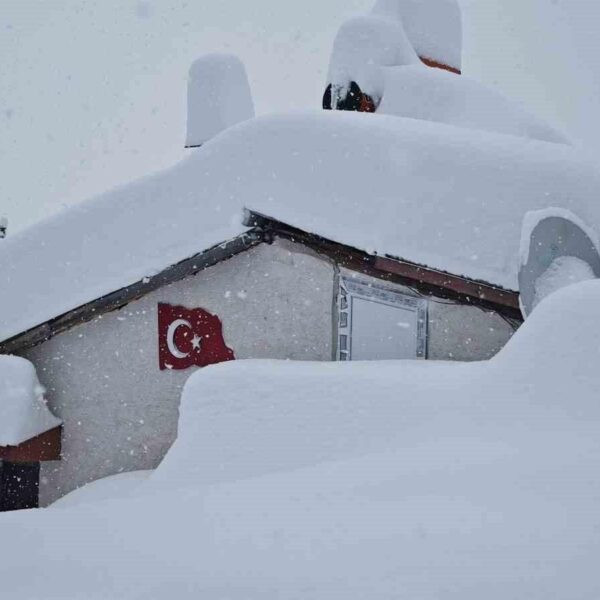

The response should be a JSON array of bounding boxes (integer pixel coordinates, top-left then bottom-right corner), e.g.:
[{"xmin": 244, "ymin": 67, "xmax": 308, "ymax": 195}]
[{"xmin": 191, "ymin": 334, "xmax": 202, "ymax": 351}]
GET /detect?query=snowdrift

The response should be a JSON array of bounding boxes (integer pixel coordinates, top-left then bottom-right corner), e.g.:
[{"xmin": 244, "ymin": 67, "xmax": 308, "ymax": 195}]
[
  {"xmin": 1, "ymin": 281, "xmax": 599, "ymax": 599},
  {"xmin": 377, "ymin": 65, "xmax": 568, "ymax": 143}
]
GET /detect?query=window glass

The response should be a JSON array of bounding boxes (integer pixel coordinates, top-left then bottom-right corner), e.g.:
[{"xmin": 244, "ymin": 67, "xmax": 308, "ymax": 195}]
[{"xmin": 351, "ymin": 297, "xmax": 419, "ymax": 360}]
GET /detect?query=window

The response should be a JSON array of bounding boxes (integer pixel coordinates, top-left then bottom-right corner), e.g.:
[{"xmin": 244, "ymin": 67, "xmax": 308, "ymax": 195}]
[{"xmin": 337, "ymin": 276, "xmax": 427, "ymax": 361}]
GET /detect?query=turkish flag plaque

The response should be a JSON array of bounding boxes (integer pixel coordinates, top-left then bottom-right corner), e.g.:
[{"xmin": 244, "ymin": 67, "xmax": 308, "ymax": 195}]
[{"xmin": 158, "ymin": 303, "xmax": 235, "ymax": 371}]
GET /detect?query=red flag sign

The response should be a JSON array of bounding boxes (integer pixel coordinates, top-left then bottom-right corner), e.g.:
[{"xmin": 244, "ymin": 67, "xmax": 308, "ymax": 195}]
[{"xmin": 158, "ymin": 303, "xmax": 235, "ymax": 371}]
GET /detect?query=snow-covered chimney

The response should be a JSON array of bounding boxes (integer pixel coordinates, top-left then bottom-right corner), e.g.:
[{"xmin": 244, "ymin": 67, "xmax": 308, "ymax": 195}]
[
  {"xmin": 0, "ymin": 217, "xmax": 7, "ymax": 239},
  {"xmin": 371, "ymin": 0, "xmax": 462, "ymax": 74},
  {"xmin": 185, "ymin": 54, "xmax": 255, "ymax": 149}
]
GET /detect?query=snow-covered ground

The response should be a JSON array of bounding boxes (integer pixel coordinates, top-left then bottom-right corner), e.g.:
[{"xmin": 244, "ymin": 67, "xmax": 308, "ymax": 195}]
[
  {"xmin": 1, "ymin": 280, "xmax": 599, "ymax": 599},
  {"xmin": 51, "ymin": 470, "xmax": 151, "ymax": 509}
]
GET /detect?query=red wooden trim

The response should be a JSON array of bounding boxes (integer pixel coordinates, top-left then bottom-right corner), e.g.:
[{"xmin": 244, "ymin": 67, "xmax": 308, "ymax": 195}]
[
  {"xmin": 373, "ymin": 256, "xmax": 520, "ymax": 311},
  {"xmin": 0, "ymin": 426, "xmax": 61, "ymax": 463},
  {"xmin": 420, "ymin": 56, "xmax": 461, "ymax": 75}
]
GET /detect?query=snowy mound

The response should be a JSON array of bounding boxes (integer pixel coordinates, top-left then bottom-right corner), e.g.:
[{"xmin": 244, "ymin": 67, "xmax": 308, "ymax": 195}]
[
  {"xmin": 52, "ymin": 471, "xmax": 151, "ymax": 509},
  {"xmin": 533, "ymin": 256, "xmax": 595, "ymax": 308},
  {"xmin": 377, "ymin": 65, "xmax": 568, "ymax": 143},
  {"xmin": 186, "ymin": 54, "xmax": 254, "ymax": 148},
  {"xmin": 327, "ymin": 15, "xmax": 419, "ymax": 102},
  {"xmin": 495, "ymin": 279, "xmax": 600, "ymax": 384},
  {"xmin": 0, "ymin": 355, "xmax": 61, "ymax": 446},
  {"xmin": 372, "ymin": 0, "xmax": 462, "ymax": 70},
  {"xmin": 154, "ymin": 283, "xmax": 600, "ymax": 493},
  {"xmin": 2, "ymin": 282, "xmax": 600, "ymax": 598},
  {"xmin": 1, "ymin": 111, "xmax": 600, "ymax": 344},
  {"xmin": 326, "ymin": 0, "xmax": 463, "ymax": 103}
]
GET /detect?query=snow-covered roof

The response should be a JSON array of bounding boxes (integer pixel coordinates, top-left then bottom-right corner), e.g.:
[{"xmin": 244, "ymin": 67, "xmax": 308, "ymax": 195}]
[
  {"xmin": 0, "ymin": 355, "xmax": 61, "ymax": 447},
  {"xmin": 1, "ymin": 110, "xmax": 600, "ymax": 343},
  {"xmin": 377, "ymin": 65, "xmax": 568, "ymax": 144}
]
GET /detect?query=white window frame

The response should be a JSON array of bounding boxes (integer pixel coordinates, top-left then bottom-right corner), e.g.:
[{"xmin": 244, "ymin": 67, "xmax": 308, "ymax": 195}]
[{"xmin": 337, "ymin": 276, "xmax": 428, "ymax": 361}]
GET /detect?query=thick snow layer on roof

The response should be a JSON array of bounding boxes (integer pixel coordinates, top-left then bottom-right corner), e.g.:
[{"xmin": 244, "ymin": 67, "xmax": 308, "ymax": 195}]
[
  {"xmin": 1, "ymin": 111, "xmax": 600, "ymax": 343},
  {"xmin": 186, "ymin": 54, "xmax": 255, "ymax": 148},
  {"xmin": 378, "ymin": 65, "xmax": 568, "ymax": 143},
  {"xmin": 1, "ymin": 281, "xmax": 600, "ymax": 599},
  {"xmin": 372, "ymin": 0, "xmax": 462, "ymax": 69},
  {"xmin": 0, "ymin": 164, "xmax": 248, "ymax": 343},
  {"xmin": 0, "ymin": 355, "xmax": 61, "ymax": 446}
]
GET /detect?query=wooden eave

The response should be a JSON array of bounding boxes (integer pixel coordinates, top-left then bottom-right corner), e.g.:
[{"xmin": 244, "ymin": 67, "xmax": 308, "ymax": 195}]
[
  {"xmin": 0, "ymin": 426, "xmax": 62, "ymax": 463},
  {"xmin": 419, "ymin": 56, "xmax": 461, "ymax": 75}
]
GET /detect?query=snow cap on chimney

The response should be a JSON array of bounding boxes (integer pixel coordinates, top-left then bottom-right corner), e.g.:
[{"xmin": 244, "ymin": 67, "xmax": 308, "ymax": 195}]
[
  {"xmin": 371, "ymin": 0, "xmax": 462, "ymax": 73},
  {"xmin": 186, "ymin": 53, "xmax": 255, "ymax": 148}
]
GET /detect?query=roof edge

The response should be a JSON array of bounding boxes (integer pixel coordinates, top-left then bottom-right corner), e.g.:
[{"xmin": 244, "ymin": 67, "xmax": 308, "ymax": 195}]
[
  {"xmin": 0, "ymin": 231, "xmax": 262, "ymax": 355},
  {"xmin": 246, "ymin": 211, "xmax": 522, "ymax": 319},
  {"xmin": 0, "ymin": 212, "xmax": 523, "ymax": 355}
]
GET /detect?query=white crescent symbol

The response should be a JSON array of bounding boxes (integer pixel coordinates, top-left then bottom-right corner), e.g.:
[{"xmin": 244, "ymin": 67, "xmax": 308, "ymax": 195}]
[{"xmin": 167, "ymin": 319, "xmax": 193, "ymax": 359}]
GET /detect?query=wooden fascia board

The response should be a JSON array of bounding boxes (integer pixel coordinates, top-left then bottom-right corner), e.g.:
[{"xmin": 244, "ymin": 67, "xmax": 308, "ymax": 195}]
[
  {"xmin": 419, "ymin": 56, "xmax": 461, "ymax": 75},
  {"xmin": 0, "ymin": 426, "xmax": 62, "ymax": 463},
  {"xmin": 373, "ymin": 256, "xmax": 520, "ymax": 311}
]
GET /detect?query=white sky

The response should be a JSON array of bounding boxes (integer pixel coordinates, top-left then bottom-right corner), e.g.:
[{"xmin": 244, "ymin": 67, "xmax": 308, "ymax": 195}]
[{"xmin": 2, "ymin": 0, "xmax": 600, "ymax": 233}]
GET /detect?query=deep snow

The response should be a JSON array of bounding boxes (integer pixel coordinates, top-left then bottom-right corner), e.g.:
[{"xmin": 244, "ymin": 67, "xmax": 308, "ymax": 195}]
[
  {"xmin": 1, "ymin": 280, "xmax": 600, "ymax": 598},
  {"xmin": 51, "ymin": 471, "xmax": 151, "ymax": 509},
  {"xmin": 0, "ymin": 355, "xmax": 60, "ymax": 446},
  {"xmin": 377, "ymin": 65, "xmax": 568, "ymax": 143},
  {"xmin": 326, "ymin": 14, "xmax": 419, "ymax": 102},
  {"xmin": 533, "ymin": 256, "xmax": 596, "ymax": 310}
]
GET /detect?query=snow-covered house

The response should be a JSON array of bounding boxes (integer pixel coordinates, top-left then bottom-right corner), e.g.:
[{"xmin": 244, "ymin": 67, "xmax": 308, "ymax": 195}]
[{"xmin": 1, "ymin": 0, "xmax": 599, "ymax": 508}]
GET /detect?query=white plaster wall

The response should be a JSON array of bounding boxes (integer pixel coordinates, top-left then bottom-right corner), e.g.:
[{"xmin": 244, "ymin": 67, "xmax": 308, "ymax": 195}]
[
  {"xmin": 427, "ymin": 300, "xmax": 516, "ymax": 361},
  {"xmin": 26, "ymin": 239, "xmax": 335, "ymax": 505}
]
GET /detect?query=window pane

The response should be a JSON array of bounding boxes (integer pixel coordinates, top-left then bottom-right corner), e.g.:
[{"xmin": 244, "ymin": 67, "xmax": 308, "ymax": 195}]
[{"xmin": 350, "ymin": 297, "xmax": 418, "ymax": 360}]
